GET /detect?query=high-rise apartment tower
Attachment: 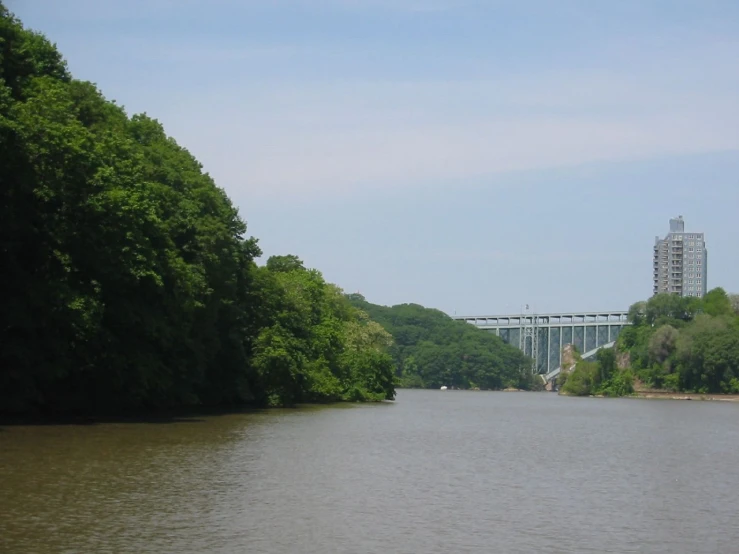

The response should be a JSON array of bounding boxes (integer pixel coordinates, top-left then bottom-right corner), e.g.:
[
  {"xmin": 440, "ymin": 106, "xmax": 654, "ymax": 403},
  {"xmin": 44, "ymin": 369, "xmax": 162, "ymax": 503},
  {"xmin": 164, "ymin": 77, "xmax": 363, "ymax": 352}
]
[{"xmin": 653, "ymin": 216, "xmax": 707, "ymax": 297}]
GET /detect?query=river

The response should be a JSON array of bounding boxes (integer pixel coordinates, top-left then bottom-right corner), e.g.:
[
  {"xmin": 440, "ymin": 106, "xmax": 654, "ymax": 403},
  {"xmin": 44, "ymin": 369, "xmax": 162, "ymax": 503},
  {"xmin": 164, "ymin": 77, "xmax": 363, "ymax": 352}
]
[{"xmin": 2, "ymin": 389, "xmax": 738, "ymax": 553}]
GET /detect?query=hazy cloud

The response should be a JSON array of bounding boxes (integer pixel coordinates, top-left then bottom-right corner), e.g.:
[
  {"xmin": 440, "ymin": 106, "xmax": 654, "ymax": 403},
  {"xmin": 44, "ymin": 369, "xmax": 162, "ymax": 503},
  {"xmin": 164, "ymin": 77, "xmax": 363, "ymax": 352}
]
[
  {"xmin": 14, "ymin": 0, "xmax": 739, "ymax": 199},
  {"xmin": 162, "ymin": 62, "xmax": 739, "ymax": 196}
]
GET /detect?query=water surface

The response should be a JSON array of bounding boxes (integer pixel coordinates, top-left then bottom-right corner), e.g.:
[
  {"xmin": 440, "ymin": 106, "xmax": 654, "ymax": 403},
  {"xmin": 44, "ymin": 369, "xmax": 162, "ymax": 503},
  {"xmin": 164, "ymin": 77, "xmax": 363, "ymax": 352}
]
[{"xmin": 2, "ymin": 390, "xmax": 738, "ymax": 553}]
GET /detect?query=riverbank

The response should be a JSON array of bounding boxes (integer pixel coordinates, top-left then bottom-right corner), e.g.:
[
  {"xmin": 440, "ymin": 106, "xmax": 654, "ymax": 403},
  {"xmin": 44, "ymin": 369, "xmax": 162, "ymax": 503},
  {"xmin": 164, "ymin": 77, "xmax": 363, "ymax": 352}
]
[
  {"xmin": 557, "ymin": 382, "xmax": 739, "ymax": 402},
  {"xmin": 631, "ymin": 390, "xmax": 739, "ymax": 402},
  {"xmin": 560, "ymin": 390, "xmax": 739, "ymax": 402},
  {"xmin": 629, "ymin": 378, "xmax": 739, "ymax": 402}
]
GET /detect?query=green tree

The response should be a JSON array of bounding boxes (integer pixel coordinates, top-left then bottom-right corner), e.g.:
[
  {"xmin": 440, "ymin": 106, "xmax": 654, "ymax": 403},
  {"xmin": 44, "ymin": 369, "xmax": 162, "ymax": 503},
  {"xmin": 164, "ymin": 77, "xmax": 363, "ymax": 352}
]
[
  {"xmin": 729, "ymin": 294, "xmax": 739, "ymax": 316},
  {"xmin": 251, "ymin": 262, "xmax": 395, "ymax": 405},
  {"xmin": 560, "ymin": 361, "xmax": 598, "ymax": 396},
  {"xmin": 346, "ymin": 298, "xmax": 533, "ymax": 391},
  {"xmin": 648, "ymin": 325, "xmax": 679, "ymax": 365},
  {"xmin": 266, "ymin": 254, "xmax": 305, "ymax": 273},
  {"xmin": 702, "ymin": 287, "xmax": 733, "ymax": 317},
  {"xmin": 617, "ymin": 288, "xmax": 739, "ymax": 394},
  {"xmin": 596, "ymin": 348, "xmax": 617, "ymax": 382},
  {"xmin": 627, "ymin": 301, "xmax": 647, "ymax": 325},
  {"xmin": 675, "ymin": 315, "xmax": 739, "ymax": 393},
  {"xmin": 645, "ymin": 293, "xmax": 699, "ymax": 325},
  {"xmin": 0, "ymin": 6, "xmax": 395, "ymax": 415},
  {"xmin": 560, "ymin": 349, "xmax": 633, "ymax": 397}
]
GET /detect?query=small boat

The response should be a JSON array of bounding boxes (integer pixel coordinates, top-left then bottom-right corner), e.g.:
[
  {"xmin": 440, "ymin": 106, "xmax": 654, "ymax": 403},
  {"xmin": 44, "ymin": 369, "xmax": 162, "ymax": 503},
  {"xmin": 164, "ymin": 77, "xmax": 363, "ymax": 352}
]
[{"xmin": 440, "ymin": 386, "xmax": 448, "ymax": 391}]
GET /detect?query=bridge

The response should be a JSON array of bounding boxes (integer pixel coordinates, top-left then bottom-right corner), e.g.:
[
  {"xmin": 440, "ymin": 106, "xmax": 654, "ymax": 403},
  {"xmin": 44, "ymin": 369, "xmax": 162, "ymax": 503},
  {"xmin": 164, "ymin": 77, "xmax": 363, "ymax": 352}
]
[{"xmin": 452, "ymin": 311, "xmax": 630, "ymax": 380}]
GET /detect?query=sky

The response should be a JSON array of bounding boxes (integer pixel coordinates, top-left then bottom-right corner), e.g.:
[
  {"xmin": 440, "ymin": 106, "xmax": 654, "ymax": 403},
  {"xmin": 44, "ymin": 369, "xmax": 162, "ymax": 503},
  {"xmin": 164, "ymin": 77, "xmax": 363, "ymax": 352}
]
[{"xmin": 8, "ymin": 0, "xmax": 739, "ymax": 315}]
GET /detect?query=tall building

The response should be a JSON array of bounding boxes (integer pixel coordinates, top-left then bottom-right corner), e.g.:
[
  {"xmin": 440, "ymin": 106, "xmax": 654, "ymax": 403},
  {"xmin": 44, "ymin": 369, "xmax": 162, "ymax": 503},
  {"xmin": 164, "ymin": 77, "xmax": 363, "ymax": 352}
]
[{"xmin": 653, "ymin": 216, "xmax": 707, "ymax": 297}]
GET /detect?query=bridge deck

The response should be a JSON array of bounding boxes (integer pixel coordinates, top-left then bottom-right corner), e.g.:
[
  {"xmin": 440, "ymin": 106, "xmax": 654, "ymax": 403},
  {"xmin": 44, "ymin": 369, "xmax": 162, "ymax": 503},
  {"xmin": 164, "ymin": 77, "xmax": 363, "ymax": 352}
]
[
  {"xmin": 452, "ymin": 310, "xmax": 630, "ymax": 376},
  {"xmin": 453, "ymin": 311, "xmax": 629, "ymax": 327}
]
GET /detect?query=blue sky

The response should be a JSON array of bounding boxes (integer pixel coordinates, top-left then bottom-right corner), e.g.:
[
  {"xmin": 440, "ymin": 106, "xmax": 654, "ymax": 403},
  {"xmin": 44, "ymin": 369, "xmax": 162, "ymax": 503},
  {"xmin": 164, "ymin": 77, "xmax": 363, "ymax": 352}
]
[{"xmin": 9, "ymin": 0, "xmax": 739, "ymax": 315}]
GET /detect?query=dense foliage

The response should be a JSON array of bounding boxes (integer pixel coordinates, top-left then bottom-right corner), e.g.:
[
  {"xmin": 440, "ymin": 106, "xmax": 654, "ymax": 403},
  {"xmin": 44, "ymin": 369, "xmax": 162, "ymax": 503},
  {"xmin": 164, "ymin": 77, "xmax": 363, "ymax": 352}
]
[
  {"xmin": 559, "ymin": 288, "xmax": 739, "ymax": 397},
  {"xmin": 346, "ymin": 295, "xmax": 539, "ymax": 390},
  {"xmin": 0, "ymin": 6, "xmax": 394, "ymax": 415},
  {"xmin": 558, "ymin": 348, "xmax": 634, "ymax": 397},
  {"xmin": 617, "ymin": 288, "xmax": 739, "ymax": 394},
  {"xmin": 250, "ymin": 257, "xmax": 396, "ymax": 405}
]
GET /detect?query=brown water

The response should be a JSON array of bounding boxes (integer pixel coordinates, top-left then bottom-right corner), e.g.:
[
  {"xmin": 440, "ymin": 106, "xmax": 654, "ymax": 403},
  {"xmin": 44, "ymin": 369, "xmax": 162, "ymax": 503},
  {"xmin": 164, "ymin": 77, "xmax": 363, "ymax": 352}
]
[{"xmin": 2, "ymin": 389, "xmax": 739, "ymax": 553}]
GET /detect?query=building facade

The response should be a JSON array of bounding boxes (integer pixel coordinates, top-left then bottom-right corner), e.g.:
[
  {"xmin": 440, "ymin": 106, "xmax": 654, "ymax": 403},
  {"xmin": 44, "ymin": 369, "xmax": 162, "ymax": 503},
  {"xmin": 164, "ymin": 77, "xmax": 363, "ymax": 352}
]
[{"xmin": 653, "ymin": 216, "xmax": 707, "ymax": 297}]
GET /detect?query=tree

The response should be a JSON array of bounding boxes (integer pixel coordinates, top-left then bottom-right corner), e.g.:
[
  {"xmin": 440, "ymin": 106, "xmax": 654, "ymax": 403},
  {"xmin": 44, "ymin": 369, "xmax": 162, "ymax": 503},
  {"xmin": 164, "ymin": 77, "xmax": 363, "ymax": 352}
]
[
  {"xmin": 0, "ymin": 6, "xmax": 396, "ymax": 415},
  {"xmin": 266, "ymin": 254, "xmax": 305, "ymax": 273},
  {"xmin": 644, "ymin": 293, "xmax": 698, "ymax": 325},
  {"xmin": 702, "ymin": 287, "xmax": 733, "ymax": 317},
  {"xmin": 614, "ymin": 290, "xmax": 739, "ymax": 394},
  {"xmin": 648, "ymin": 325, "xmax": 679, "ymax": 365},
  {"xmin": 346, "ymin": 297, "xmax": 533, "ymax": 390},
  {"xmin": 627, "ymin": 301, "xmax": 647, "ymax": 325},
  {"xmin": 559, "ymin": 348, "xmax": 633, "ymax": 397},
  {"xmin": 675, "ymin": 314, "xmax": 739, "ymax": 393},
  {"xmin": 560, "ymin": 361, "xmax": 598, "ymax": 396},
  {"xmin": 250, "ymin": 262, "xmax": 396, "ymax": 405},
  {"xmin": 729, "ymin": 294, "xmax": 739, "ymax": 316},
  {"xmin": 596, "ymin": 348, "xmax": 617, "ymax": 382}
]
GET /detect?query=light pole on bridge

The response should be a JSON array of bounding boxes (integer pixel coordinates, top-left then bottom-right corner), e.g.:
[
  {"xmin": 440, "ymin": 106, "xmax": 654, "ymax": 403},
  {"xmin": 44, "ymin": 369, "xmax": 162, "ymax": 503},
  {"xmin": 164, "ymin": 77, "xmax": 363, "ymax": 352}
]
[{"xmin": 519, "ymin": 303, "xmax": 539, "ymax": 374}]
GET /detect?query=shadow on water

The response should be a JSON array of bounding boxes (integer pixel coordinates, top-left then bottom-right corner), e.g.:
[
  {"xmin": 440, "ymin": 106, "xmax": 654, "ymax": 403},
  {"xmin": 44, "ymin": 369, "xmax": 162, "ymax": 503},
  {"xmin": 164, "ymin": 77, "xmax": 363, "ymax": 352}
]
[
  {"xmin": 0, "ymin": 399, "xmax": 390, "ymax": 429},
  {"xmin": 0, "ymin": 405, "xmax": 269, "ymax": 429}
]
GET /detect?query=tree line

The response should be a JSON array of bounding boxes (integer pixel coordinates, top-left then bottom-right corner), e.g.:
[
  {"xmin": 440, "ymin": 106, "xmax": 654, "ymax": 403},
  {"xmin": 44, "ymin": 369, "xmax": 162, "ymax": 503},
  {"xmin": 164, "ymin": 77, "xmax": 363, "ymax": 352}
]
[
  {"xmin": 559, "ymin": 288, "xmax": 739, "ymax": 396},
  {"xmin": 0, "ymin": 6, "xmax": 395, "ymax": 415},
  {"xmin": 347, "ymin": 295, "xmax": 540, "ymax": 391}
]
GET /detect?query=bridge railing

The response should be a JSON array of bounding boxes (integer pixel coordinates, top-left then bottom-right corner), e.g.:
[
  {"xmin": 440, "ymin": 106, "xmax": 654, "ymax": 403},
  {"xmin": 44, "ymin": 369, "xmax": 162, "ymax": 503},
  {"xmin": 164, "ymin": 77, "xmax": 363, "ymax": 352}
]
[{"xmin": 453, "ymin": 311, "xmax": 629, "ymax": 328}]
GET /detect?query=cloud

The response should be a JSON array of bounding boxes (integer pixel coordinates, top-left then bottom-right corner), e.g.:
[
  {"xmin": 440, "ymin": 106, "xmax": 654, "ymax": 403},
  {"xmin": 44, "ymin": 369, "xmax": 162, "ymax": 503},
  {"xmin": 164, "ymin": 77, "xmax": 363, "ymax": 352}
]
[
  {"xmin": 215, "ymin": 116, "xmax": 730, "ymax": 192},
  {"xmin": 162, "ymin": 65, "xmax": 739, "ymax": 197},
  {"xmin": 16, "ymin": 0, "xmax": 738, "ymax": 199}
]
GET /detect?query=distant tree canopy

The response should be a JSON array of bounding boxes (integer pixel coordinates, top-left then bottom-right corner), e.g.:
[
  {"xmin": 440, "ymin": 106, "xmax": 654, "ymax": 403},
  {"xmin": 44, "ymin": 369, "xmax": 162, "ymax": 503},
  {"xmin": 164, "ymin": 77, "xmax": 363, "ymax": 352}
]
[
  {"xmin": 265, "ymin": 254, "xmax": 305, "ymax": 273},
  {"xmin": 730, "ymin": 294, "xmax": 739, "ymax": 316},
  {"xmin": 346, "ymin": 297, "xmax": 539, "ymax": 390},
  {"xmin": 559, "ymin": 289, "xmax": 739, "ymax": 397},
  {"xmin": 617, "ymin": 289, "xmax": 739, "ymax": 394},
  {"xmin": 0, "ymin": 5, "xmax": 394, "ymax": 415}
]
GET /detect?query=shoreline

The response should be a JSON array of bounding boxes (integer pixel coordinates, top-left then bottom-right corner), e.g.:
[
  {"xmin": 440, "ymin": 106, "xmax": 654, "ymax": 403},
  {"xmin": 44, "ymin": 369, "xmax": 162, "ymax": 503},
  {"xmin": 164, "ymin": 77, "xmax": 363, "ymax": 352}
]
[{"xmin": 631, "ymin": 390, "xmax": 739, "ymax": 402}]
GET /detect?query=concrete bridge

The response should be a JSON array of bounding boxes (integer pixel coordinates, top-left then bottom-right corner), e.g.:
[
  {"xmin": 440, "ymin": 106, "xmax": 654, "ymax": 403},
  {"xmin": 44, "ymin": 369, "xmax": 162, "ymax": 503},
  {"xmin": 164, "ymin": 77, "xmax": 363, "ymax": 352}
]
[{"xmin": 452, "ymin": 311, "xmax": 630, "ymax": 380}]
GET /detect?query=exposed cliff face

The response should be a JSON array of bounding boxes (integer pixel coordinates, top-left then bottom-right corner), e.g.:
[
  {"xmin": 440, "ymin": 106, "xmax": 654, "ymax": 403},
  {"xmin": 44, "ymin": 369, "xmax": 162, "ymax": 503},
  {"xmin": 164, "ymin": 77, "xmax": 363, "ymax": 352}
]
[
  {"xmin": 617, "ymin": 350, "xmax": 630, "ymax": 370},
  {"xmin": 561, "ymin": 344, "xmax": 578, "ymax": 371},
  {"xmin": 551, "ymin": 344, "xmax": 578, "ymax": 392}
]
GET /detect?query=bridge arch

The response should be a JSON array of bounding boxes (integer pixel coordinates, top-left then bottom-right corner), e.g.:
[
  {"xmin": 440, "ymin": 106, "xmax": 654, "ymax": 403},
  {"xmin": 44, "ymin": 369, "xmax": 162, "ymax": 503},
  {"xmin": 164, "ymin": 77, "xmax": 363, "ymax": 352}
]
[{"xmin": 453, "ymin": 311, "xmax": 629, "ymax": 376}]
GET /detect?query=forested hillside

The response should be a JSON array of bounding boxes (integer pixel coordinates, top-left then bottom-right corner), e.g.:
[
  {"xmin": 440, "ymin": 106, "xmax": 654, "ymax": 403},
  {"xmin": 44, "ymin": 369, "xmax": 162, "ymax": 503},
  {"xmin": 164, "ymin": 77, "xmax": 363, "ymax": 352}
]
[
  {"xmin": 559, "ymin": 288, "xmax": 739, "ymax": 396},
  {"xmin": 0, "ymin": 5, "xmax": 394, "ymax": 415},
  {"xmin": 618, "ymin": 288, "xmax": 739, "ymax": 393},
  {"xmin": 346, "ymin": 295, "xmax": 538, "ymax": 390}
]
